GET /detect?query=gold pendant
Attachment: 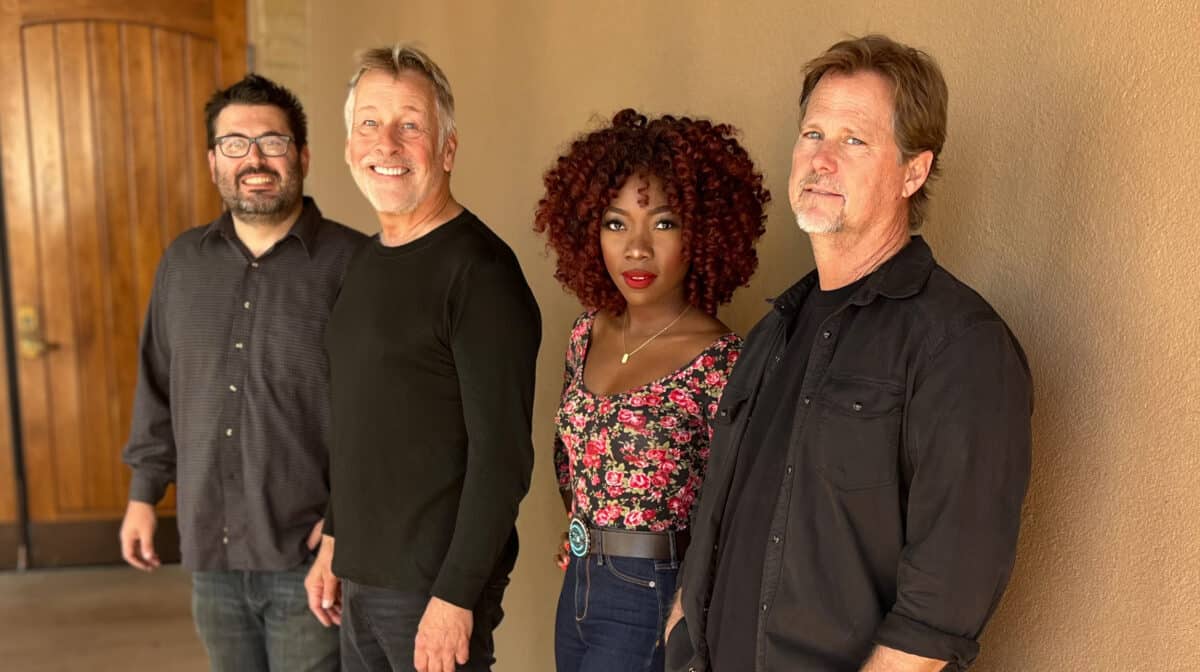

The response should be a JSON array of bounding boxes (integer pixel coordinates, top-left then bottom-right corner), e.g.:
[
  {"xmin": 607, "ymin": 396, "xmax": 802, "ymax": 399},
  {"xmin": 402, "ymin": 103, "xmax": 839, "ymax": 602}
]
[{"xmin": 620, "ymin": 353, "xmax": 630, "ymax": 364}]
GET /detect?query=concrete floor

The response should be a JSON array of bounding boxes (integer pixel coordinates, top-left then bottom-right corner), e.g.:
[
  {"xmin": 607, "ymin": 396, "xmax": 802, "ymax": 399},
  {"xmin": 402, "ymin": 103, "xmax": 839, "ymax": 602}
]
[{"xmin": 0, "ymin": 565, "xmax": 207, "ymax": 672}]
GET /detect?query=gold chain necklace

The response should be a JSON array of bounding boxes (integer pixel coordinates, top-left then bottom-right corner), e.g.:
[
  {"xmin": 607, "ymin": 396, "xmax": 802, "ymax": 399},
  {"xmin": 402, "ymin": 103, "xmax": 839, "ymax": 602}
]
[{"xmin": 621, "ymin": 305, "xmax": 691, "ymax": 364}]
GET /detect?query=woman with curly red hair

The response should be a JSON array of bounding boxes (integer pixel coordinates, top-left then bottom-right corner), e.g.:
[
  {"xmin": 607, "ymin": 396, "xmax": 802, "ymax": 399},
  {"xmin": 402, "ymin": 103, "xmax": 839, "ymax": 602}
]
[{"xmin": 535, "ymin": 108, "xmax": 769, "ymax": 672}]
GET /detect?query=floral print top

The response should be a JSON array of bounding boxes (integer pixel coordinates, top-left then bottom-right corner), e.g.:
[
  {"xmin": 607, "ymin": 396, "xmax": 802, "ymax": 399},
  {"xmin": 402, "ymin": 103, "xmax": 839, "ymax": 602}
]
[{"xmin": 554, "ymin": 311, "xmax": 741, "ymax": 532}]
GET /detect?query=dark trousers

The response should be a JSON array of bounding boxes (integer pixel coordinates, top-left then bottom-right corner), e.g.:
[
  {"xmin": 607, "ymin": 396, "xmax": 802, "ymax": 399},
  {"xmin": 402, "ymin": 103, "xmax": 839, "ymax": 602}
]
[
  {"xmin": 340, "ymin": 578, "xmax": 506, "ymax": 672},
  {"xmin": 555, "ymin": 554, "xmax": 680, "ymax": 672},
  {"xmin": 191, "ymin": 564, "xmax": 340, "ymax": 672}
]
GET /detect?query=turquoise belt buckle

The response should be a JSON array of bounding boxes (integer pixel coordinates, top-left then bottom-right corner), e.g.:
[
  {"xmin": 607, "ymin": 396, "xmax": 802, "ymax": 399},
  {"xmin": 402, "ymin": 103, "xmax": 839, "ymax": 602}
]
[{"xmin": 568, "ymin": 517, "xmax": 590, "ymax": 558}]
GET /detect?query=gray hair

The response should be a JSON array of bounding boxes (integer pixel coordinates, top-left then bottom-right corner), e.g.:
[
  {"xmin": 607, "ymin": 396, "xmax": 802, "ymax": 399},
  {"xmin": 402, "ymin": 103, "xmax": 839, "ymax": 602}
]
[{"xmin": 343, "ymin": 44, "xmax": 456, "ymax": 149}]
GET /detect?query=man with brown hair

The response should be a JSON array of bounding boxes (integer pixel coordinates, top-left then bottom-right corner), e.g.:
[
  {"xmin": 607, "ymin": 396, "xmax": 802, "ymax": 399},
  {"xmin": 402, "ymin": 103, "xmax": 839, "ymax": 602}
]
[
  {"xmin": 303, "ymin": 45, "xmax": 540, "ymax": 672},
  {"xmin": 666, "ymin": 35, "xmax": 1033, "ymax": 671}
]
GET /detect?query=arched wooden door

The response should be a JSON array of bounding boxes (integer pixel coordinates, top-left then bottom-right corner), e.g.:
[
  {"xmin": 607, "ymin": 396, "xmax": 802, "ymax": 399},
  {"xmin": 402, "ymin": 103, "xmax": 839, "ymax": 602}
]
[{"xmin": 0, "ymin": 0, "xmax": 246, "ymax": 567}]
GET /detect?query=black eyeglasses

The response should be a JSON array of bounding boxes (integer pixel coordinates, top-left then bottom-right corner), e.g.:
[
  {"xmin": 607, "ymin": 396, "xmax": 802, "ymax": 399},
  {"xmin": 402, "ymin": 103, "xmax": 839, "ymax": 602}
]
[{"xmin": 213, "ymin": 134, "xmax": 294, "ymax": 158}]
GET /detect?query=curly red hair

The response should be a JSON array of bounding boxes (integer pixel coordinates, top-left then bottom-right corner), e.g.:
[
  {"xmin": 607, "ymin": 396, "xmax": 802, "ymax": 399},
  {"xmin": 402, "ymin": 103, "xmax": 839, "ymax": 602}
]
[{"xmin": 534, "ymin": 108, "xmax": 770, "ymax": 315}]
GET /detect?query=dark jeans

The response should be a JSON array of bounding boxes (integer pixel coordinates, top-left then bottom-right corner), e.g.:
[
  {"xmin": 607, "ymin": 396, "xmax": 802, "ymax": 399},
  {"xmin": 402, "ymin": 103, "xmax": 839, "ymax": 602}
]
[
  {"xmin": 192, "ymin": 563, "xmax": 339, "ymax": 672},
  {"xmin": 555, "ymin": 554, "xmax": 680, "ymax": 672},
  {"xmin": 340, "ymin": 578, "xmax": 506, "ymax": 672}
]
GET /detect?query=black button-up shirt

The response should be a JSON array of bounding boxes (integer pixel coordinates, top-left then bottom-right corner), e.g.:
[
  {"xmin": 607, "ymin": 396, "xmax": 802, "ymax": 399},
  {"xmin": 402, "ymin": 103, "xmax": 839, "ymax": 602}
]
[
  {"xmin": 674, "ymin": 237, "xmax": 1033, "ymax": 672},
  {"xmin": 122, "ymin": 198, "xmax": 365, "ymax": 571}
]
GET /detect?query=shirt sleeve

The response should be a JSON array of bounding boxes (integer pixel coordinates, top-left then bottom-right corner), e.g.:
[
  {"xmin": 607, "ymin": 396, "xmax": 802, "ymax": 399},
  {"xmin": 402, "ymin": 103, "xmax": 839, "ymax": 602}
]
[
  {"xmin": 121, "ymin": 256, "xmax": 177, "ymax": 505},
  {"xmin": 432, "ymin": 254, "xmax": 542, "ymax": 609},
  {"xmin": 872, "ymin": 319, "xmax": 1033, "ymax": 667}
]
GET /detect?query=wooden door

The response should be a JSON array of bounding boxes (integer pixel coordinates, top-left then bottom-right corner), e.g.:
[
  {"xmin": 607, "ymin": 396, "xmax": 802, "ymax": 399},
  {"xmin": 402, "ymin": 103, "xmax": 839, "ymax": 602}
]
[{"xmin": 0, "ymin": 0, "xmax": 246, "ymax": 567}]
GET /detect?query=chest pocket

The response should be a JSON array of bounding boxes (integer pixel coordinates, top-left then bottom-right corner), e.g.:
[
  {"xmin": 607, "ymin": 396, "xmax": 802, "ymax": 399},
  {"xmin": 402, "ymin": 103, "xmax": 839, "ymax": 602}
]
[{"xmin": 814, "ymin": 376, "xmax": 904, "ymax": 491}]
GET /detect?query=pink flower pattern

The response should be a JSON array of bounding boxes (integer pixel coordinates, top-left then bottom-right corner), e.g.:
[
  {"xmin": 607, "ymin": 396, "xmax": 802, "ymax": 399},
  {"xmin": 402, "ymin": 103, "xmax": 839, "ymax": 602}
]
[{"xmin": 553, "ymin": 312, "xmax": 740, "ymax": 532}]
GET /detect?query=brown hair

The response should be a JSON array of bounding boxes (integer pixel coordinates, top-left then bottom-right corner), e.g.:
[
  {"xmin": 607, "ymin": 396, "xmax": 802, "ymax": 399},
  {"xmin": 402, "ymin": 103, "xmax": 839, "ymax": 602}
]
[
  {"xmin": 800, "ymin": 34, "xmax": 948, "ymax": 230},
  {"xmin": 344, "ymin": 44, "xmax": 456, "ymax": 148}
]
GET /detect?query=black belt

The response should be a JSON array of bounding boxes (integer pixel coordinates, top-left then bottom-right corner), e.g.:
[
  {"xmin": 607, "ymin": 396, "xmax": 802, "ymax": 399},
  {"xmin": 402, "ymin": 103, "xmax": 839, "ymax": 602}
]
[{"xmin": 569, "ymin": 517, "xmax": 688, "ymax": 561}]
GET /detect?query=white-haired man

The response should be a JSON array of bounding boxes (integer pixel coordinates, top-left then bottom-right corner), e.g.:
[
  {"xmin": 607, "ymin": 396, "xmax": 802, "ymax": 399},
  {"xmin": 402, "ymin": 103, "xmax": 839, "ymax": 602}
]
[{"xmin": 304, "ymin": 46, "xmax": 541, "ymax": 672}]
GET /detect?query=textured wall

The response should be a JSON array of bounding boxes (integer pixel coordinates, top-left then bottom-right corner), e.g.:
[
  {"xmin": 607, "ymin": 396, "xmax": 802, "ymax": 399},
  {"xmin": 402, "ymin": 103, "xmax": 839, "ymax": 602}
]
[
  {"xmin": 247, "ymin": 0, "xmax": 310, "ymax": 108},
  {"xmin": 263, "ymin": 1, "xmax": 1200, "ymax": 669}
]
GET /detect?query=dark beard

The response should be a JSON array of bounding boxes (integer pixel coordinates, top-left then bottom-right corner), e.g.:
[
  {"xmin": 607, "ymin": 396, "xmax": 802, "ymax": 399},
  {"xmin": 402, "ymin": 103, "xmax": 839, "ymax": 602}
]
[{"xmin": 220, "ymin": 165, "xmax": 303, "ymax": 224}]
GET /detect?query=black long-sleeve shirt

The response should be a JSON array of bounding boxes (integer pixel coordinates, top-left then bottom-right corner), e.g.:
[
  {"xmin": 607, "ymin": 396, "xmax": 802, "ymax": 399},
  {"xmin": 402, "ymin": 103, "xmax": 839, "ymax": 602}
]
[
  {"xmin": 122, "ymin": 198, "xmax": 365, "ymax": 571},
  {"xmin": 324, "ymin": 209, "xmax": 541, "ymax": 610},
  {"xmin": 673, "ymin": 237, "xmax": 1033, "ymax": 672}
]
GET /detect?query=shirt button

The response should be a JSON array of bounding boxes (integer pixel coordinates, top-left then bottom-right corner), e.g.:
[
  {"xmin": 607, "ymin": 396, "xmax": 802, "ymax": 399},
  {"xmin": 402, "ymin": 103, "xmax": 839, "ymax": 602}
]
[
  {"xmin": 222, "ymin": 536, "xmax": 229, "ymax": 544},
  {"xmin": 713, "ymin": 543, "xmax": 719, "ymax": 551},
  {"xmin": 234, "ymin": 342, "xmax": 244, "ymax": 349},
  {"xmin": 786, "ymin": 465, "xmax": 793, "ymax": 475},
  {"xmin": 761, "ymin": 603, "xmax": 768, "ymax": 612},
  {"xmin": 225, "ymin": 428, "xmax": 233, "ymax": 437},
  {"xmin": 718, "ymin": 409, "xmax": 728, "ymax": 419},
  {"xmin": 229, "ymin": 384, "xmax": 237, "ymax": 392},
  {"xmin": 774, "ymin": 354, "xmax": 782, "ymax": 363},
  {"xmin": 243, "ymin": 301, "xmax": 251, "ymax": 309},
  {"xmin": 772, "ymin": 535, "xmax": 781, "ymax": 544},
  {"xmin": 802, "ymin": 396, "xmax": 811, "ymax": 405},
  {"xmin": 822, "ymin": 330, "xmax": 832, "ymax": 339},
  {"xmin": 648, "ymin": 581, "xmax": 656, "ymax": 588},
  {"xmin": 250, "ymin": 262, "xmax": 259, "ymax": 268},
  {"xmin": 852, "ymin": 402, "xmax": 864, "ymax": 412}
]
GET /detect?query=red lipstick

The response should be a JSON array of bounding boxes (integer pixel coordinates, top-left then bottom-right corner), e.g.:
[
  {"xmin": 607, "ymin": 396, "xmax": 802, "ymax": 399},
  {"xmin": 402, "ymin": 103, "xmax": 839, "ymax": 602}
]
[{"xmin": 622, "ymin": 271, "xmax": 657, "ymax": 289}]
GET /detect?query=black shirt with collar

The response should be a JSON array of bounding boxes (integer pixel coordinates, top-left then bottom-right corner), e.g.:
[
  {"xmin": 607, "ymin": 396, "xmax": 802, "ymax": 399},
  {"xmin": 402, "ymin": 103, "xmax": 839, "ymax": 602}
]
[
  {"xmin": 673, "ymin": 237, "xmax": 1033, "ymax": 672},
  {"xmin": 123, "ymin": 197, "xmax": 366, "ymax": 571}
]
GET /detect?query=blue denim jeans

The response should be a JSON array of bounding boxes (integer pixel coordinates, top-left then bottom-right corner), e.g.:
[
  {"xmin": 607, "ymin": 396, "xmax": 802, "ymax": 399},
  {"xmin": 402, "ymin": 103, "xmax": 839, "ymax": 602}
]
[
  {"xmin": 555, "ymin": 554, "xmax": 680, "ymax": 672},
  {"xmin": 340, "ymin": 578, "xmax": 507, "ymax": 672},
  {"xmin": 191, "ymin": 562, "xmax": 339, "ymax": 672}
]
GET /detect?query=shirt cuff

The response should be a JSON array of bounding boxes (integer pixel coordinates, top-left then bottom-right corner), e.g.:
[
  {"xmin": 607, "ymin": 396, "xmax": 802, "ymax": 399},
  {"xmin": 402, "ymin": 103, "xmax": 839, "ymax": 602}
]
[
  {"xmin": 873, "ymin": 611, "xmax": 980, "ymax": 668},
  {"xmin": 431, "ymin": 562, "xmax": 488, "ymax": 610},
  {"xmin": 128, "ymin": 472, "xmax": 168, "ymax": 505}
]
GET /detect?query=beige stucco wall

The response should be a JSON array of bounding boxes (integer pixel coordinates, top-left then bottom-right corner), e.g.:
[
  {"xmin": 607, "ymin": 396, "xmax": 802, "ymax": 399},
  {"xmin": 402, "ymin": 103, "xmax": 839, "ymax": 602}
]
[{"xmin": 256, "ymin": 1, "xmax": 1200, "ymax": 669}]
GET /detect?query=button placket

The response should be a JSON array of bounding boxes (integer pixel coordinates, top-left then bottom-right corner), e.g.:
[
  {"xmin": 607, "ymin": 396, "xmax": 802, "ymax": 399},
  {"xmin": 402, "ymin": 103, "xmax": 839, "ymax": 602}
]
[{"xmin": 217, "ymin": 263, "xmax": 261, "ymax": 564}]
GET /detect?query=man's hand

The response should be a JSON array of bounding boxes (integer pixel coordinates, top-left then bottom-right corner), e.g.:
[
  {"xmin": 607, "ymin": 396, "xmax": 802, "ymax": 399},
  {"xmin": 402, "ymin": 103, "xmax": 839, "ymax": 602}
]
[
  {"xmin": 304, "ymin": 534, "xmax": 341, "ymax": 627},
  {"xmin": 665, "ymin": 588, "xmax": 685, "ymax": 645},
  {"xmin": 860, "ymin": 645, "xmax": 947, "ymax": 672},
  {"xmin": 119, "ymin": 500, "xmax": 160, "ymax": 571},
  {"xmin": 414, "ymin": 596, "xmax": 473, "ymax": 672}
]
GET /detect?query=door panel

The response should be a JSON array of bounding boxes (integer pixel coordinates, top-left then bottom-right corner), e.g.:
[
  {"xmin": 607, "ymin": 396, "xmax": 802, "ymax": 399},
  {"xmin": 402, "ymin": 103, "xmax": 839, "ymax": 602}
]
[{"xmin": 0, "ymin": 0, "xmax": 245, "ymax": 567}]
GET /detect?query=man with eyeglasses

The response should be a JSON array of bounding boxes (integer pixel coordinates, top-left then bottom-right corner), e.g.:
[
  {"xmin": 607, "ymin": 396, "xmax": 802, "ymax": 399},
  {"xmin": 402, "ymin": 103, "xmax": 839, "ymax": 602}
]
[{"xmin": 120, "ymin": 73, "xmax": 364, "ymax": 671}]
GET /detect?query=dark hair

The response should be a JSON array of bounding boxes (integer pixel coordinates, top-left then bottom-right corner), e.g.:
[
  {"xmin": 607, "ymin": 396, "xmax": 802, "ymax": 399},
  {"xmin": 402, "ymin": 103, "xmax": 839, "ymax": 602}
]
[
  {"xmin": 535, "ymin": 108, "xmax": 769, "ymax": 315},
  {"xmin": 800, "ymin": 34, "xmax": 948, "ymax": 229},
  {"xmin": 204, "ymin": 74, "xmax": 308, "ymax": 148}
]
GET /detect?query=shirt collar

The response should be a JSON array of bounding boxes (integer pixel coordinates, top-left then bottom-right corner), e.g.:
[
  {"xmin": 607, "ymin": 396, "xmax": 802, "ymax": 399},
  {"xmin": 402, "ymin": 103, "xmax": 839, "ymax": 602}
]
[
  {"xmin": 199, "ymin": 196, "xmax": 322, "ymax": 257},
  {"xmin": 770, "ymin": 235, "xmax": 936, "ymax": 314}
]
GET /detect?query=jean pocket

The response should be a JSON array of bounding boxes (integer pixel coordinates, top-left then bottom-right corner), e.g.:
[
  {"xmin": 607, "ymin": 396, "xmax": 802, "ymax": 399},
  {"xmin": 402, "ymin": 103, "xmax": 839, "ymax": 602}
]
[{"xmin": 603, "ymin": 556, "xmax": 658, "ymax": 589}]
